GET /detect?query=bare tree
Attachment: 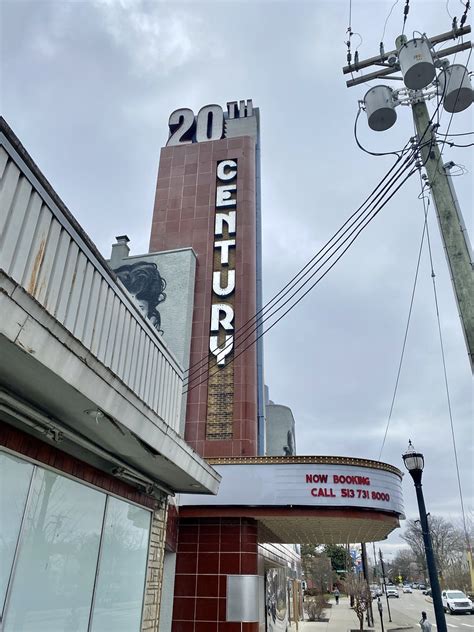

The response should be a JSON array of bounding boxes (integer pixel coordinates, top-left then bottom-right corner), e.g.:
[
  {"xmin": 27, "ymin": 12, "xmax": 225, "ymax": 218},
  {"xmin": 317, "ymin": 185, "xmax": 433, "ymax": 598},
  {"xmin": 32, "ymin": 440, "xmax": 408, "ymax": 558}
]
[
  {"xmin": 344, "ymin": 574, "xmax": 371, "ymax": 631},
  {"xmin": 302, "ymin": 553, "xmax": 333, "ymax": 593},
  {"xmin": 389, "ymin": 549, "xmax": 419, "ymax": 581},
  {"xmin": 401, "ymin": 516, "xmax": 465, "ymax": 569}
]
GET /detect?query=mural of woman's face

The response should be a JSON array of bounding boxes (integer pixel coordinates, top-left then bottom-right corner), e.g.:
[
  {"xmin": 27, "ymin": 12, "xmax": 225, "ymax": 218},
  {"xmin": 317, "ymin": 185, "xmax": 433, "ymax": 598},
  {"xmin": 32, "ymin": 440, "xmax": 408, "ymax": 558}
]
[
  {"xmin": 136, "ymin": 298, "xmax": 149, "ymax": 316},
  {"xmin": 115, "ymin": 261, "xmax": 166, "ymax": 333},
  {"xmin": 136, "ymin": 296, "xmax": 160, "ymax": 329}
]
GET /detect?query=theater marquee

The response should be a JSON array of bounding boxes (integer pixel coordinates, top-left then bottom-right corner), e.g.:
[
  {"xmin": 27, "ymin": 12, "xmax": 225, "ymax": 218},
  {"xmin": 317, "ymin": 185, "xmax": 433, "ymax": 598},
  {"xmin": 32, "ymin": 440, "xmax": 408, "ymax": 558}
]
[{"xmin": 180, "ymin": 458, "xmax": 404, "ymax": 518}]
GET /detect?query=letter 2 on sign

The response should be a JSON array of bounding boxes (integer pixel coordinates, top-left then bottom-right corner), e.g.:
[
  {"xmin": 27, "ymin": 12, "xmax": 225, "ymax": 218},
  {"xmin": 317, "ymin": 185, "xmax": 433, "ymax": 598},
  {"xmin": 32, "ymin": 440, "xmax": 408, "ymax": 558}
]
[{"xmin": 167, "ymin": 105, "xmax": 225, "ymax": 146}]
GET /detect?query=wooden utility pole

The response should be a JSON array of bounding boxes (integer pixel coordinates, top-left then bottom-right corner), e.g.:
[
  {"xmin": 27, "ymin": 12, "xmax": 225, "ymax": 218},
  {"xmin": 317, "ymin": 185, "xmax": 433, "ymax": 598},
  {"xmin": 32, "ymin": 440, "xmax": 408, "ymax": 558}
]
[
  {"xmin": 361, "ymin": 543, "xmax": 374, "ymax": 628},
  {"xmin": 411, "ymin": 98, "xmax": 474, "ymax": 371},
  {"xmin": 342, "ymin": 26, "xmax": 474, "ymax": 373}
]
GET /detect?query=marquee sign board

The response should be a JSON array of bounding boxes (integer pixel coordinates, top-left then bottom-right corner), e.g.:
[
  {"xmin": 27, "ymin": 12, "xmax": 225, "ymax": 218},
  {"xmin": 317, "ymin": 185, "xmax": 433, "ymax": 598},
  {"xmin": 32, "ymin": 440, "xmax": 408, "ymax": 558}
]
[{"xmin": 180, "ymin": 462, "xmax": 405, "ymax": 518}]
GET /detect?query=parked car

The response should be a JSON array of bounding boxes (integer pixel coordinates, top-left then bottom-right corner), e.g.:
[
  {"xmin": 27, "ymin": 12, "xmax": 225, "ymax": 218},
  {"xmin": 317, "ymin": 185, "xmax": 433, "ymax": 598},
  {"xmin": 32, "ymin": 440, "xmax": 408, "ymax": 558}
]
[
  {"xmin": 418, "ymin": 584, "xmax": 427, "ymax": 591},
  {"xmin": 403, "ymin": 585, "xmax": 413, "ymax": 593},
  {"xmin": 442, "ymin": 590, "xmax": 473, "ymax": 615},
  {"xmin": 387, "ymin": 587, "xmax": 400, "ymax": 598},
  {"xmin": 422, "ymin": 587, "xmax": 431, "ymax": 595},
  {"xmin": 412, "ymin": 583, "xmax": 419, "ymax": 589},
  {"xmin": 369, "ymin": 585, "xmax": 382, "ymax": 599}
]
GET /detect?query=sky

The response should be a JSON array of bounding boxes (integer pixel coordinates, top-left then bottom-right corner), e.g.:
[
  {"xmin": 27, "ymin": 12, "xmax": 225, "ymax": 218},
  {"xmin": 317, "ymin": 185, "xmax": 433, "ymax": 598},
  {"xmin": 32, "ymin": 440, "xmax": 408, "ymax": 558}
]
[{"xmin": 1, "ymin": 0, "xmax": 472, "ymax": 560}]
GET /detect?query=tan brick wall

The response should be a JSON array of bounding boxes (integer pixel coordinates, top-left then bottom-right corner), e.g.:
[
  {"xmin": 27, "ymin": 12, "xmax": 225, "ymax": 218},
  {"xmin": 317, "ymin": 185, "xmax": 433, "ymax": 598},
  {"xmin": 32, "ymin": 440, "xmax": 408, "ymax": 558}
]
[
  {"xmin": 206, "ymin": 175, "xmax": 236, "ymax": 441},
  {"xmin": 141, "ymin": 498, "xmax": 168, "ymax": 631}
]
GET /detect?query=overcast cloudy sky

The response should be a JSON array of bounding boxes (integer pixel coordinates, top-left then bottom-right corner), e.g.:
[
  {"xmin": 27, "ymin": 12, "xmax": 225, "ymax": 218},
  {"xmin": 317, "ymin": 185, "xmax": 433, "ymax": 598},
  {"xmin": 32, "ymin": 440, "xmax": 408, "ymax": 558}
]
[{"xmin": 1, "ymin": 0, "xmax": 472, "ymax": 558}]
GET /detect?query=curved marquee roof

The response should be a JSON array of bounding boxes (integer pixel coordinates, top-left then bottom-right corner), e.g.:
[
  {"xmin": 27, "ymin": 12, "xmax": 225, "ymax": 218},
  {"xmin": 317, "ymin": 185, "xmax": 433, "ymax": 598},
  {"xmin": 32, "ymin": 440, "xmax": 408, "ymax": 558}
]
[{"xmin": 179, "ymin": 456, "xmax": 405, "ymax": 544}]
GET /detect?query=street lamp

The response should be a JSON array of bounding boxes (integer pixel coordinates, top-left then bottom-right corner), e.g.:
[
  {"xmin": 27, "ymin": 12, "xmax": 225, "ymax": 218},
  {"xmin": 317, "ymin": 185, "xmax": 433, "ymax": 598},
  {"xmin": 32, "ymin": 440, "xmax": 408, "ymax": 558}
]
[{"xmin": 402, "ymin": 441, "xmax": 447, "ymax": 632}]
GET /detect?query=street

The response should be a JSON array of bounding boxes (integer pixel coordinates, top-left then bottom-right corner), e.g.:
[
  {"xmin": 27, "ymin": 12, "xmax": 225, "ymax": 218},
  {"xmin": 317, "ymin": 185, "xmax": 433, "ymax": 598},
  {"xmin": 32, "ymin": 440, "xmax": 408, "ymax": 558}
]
[{"xmin": 378, "ymin": 590, "xmax": 474, "ymax": 631}]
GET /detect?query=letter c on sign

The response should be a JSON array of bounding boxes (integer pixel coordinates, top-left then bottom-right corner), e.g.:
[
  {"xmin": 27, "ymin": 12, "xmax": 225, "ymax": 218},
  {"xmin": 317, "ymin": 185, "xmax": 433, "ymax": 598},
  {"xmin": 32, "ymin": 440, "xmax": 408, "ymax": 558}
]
[{"xmin": 217, "ymin": 160, "xmax": 237, "ymax": 181}]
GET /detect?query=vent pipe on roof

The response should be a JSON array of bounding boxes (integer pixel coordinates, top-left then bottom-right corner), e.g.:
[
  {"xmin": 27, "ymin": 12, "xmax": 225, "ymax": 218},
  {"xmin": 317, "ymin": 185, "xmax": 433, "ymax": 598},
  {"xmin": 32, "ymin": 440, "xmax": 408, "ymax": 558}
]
[{"xmin": 110, "ymin": 235, "xmax": 130, "ymax": 267}]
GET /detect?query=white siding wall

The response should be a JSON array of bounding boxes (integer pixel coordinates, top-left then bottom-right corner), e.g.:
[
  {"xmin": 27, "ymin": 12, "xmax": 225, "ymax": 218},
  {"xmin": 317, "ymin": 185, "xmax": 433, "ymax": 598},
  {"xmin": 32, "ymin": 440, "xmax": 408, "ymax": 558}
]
[{"xmin": 0, "ymin": 145, "xmax": 182, "ymax": 432}]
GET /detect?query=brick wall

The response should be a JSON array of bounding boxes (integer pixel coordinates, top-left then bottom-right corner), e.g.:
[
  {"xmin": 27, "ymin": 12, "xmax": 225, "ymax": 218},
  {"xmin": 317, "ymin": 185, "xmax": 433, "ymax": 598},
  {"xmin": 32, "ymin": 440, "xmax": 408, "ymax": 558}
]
[
  {"xmin": 0, "ymin": 422, "xmax": 156, "ymax": 508},
  {"xmin": 142, "ymin": 502, "xmax": 169, "ymax": 631},
  {"xmin": 172, "ymin": 517, "xmax": 259, "ymax": 632},
  {"xmin": 149, "ymin": 138, "xmax": 258, "ymax": 458}
]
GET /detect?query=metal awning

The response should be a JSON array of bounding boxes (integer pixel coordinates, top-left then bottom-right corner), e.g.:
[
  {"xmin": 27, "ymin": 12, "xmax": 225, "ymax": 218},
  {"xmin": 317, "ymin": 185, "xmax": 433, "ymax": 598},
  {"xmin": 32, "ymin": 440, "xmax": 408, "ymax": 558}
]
[{"xmin": 0, "ymin": 275, "xmax": 220, "ymax": 497}]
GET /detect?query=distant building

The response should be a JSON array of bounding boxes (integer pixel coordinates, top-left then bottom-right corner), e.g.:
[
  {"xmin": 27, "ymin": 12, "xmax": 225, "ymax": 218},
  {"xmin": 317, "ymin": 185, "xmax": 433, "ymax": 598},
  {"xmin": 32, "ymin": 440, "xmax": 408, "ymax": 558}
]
[{"xmin": 266, "ymin": 398, "xmax": 297, "ymax": 456}]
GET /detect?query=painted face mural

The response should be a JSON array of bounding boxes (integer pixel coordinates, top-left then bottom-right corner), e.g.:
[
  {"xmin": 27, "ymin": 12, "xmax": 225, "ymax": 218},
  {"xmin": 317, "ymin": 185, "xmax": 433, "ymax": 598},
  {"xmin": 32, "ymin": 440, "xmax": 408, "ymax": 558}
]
[{"xmin": 115, "ymin": 262, "xmax": 167, "ymax": 333}]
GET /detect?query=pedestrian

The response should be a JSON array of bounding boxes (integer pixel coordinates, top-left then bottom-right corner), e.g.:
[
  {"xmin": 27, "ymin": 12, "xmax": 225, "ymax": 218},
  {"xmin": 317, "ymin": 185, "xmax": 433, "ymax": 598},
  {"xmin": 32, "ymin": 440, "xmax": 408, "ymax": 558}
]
[
  {"xmin": 419, "ymin": 611, "xmax": 432, "ymax": 632},
  {"xmin": 334, "ymin": 587, "xmax": 340, "ymax": 605}
]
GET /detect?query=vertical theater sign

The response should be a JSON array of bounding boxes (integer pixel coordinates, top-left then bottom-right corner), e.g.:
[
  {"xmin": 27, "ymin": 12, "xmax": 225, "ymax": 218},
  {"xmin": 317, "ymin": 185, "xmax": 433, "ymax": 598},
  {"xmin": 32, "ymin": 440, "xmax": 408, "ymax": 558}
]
[
  {"xmin": 210, "ymin": 159, "xmax": 238, "ymax": 366},
  {"xmin": 151, "ymin": 99, "xmax": 260, "ymax": 453}
]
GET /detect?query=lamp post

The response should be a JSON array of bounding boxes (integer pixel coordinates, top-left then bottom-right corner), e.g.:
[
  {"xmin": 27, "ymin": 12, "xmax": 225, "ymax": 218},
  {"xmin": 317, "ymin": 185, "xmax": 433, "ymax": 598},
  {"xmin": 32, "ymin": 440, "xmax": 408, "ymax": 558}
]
[{"xmin": 402, "ymin": 441, "xmax": 447, "ymax": 632}]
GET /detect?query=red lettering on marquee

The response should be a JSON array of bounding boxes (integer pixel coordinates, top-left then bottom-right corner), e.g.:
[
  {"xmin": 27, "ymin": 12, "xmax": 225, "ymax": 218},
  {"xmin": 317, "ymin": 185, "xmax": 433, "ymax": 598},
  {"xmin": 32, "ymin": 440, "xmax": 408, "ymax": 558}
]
[
  {"xmin": 310, "ymin": 488, "xmax": 336, "ymax": 498},
  {"xmin": 305, "ymin": 473, "xmax": 390, "ymax": 504},
  {"xmin": 333, "ymin": 474, "xmax": 370, "ymax": 486},
  {"xmin": 305, "ymin": 473, "xmax": 370, "ymax": 485},
  {"xmin": 306, "ymin": 474, "xmax": 328, "ymax": 484}
]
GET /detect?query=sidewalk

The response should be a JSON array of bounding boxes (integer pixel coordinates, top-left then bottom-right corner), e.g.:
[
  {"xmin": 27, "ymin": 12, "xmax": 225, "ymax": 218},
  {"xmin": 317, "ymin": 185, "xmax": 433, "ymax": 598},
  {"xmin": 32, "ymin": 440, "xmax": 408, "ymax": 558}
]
[{"xmin": 289, "ymin": 596, "xmax": 416, "ymax": 632}]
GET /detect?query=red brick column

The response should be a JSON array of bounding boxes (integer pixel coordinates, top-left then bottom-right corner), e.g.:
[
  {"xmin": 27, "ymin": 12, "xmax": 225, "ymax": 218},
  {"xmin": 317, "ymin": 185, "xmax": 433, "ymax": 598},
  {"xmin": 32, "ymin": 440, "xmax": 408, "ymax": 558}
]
[
  {"xmin": 172, "ymin": 518, "xmax": 259, "ymax": 632},
  {"xmin": 149, "ymin": 138, "xmax": 258, "ymax": 459}
]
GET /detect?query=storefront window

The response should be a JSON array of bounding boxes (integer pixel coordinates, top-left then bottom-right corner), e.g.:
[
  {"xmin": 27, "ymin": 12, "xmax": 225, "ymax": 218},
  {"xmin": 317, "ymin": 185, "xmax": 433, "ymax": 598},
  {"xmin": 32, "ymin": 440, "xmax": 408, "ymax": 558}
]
[
  {"xmin": 3, "ymin": 467, "xmax": 106, "ymax": 632},
  {"xmin": 0, "ymin": 452, "xmax": 34, "ymax": 616},
  {"xmin": 1, "ymin": 452, "xmax": 152, "ymax": 632},
  {"xmin": 89, "ymin": 496, "xmax": 151, "ymax": 632}
]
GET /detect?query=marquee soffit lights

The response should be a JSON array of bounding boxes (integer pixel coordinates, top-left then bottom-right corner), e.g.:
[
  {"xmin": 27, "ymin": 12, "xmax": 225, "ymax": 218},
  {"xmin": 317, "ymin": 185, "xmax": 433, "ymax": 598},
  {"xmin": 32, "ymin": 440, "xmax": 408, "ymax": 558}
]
[{"xmin": 205, "ymin": 455, "xmax": 403, "ymax": 477}]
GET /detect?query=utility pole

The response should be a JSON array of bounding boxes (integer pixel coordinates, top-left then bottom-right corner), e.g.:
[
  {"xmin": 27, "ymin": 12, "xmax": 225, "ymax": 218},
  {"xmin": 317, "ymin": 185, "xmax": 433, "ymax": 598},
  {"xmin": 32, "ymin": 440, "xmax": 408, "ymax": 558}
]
[
  {"xmin": 342, "ymin": 26, "xmax": 474, "ymax": 373},
  {"xmin": 411, "ymin": 98, "xmax": 474, "ymax": 371},
  {"xmin": 379, "ymin": 549, "xmax": 392, "ymax": 623},
  {"xmin": 361, "ymin": 543, "xmax": 374, "ymax": 628}
]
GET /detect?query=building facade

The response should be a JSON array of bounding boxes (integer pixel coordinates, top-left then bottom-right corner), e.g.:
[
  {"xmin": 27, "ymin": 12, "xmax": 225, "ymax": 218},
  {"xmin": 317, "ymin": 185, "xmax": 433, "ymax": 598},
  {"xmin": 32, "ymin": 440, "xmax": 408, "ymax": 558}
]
[
  {"xmin": 111, "ymin": 100, "xmax": 405, "ymax": 632},
  {"xmin": 149, "ymin": 101, "xmax": 262, "ymax": 459},
  {"xmin": 0, "ymin": 118, "xmax": 219, "ymax": 632},
  {"xmin": 0, "ymin": 96, "xmax": 406, "ymax": 632}
]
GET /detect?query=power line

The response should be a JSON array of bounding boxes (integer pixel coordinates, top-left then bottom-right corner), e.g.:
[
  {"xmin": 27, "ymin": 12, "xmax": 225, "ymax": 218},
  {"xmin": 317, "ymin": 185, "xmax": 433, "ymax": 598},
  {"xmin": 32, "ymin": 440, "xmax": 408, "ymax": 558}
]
[
  {"xmin": 378, "ymin": 101, "xmax": 454, "ymax": 457},
  {"xmin": 183, "ymin": 151, "xmax": 418, "ymax": 389},
  {"xmin": 184, "ymin": 104, "xmax": 441, "ymax": 391},
  {"xmin": 183, "ymin": 142, "xmax": 416, "ymax": 384},
  {"xmin": 184, "ymin": 156, "xmax": 417, "ymax": 388},
  {"xmin": 441, "ymin": 140, "xmax": 474, "ymax": 147},
  {"xmin": 446, "ymin": 0, "xmax": 454, "ymax": 20},
  {"xmin": 353, "ymin": 107, "xmax": 417, "ymax": 158},
  {"xmin": 184, "ymin": 165, "xmax": 418, "ymax": 395},
  {"xmin": 436, "ymin": 130, "xmax": 474, "ymax": 136},
  {"xmin": 378, "ymin": 175, "xmax": 429, "ymax": 460},
  {"xmin": 381, "ymin": 0, "xmax": 400, "ymax": 46},
  {"xmin": 423, "ymin": 181, "xmax": 470, "ymax": 545}
]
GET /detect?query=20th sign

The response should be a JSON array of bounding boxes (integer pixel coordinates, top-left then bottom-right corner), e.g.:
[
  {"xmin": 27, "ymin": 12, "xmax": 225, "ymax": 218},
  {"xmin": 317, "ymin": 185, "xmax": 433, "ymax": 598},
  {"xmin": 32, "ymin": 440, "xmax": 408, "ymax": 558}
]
[{"xmin": 166, "ymin": 100, "xmax": 254, "ymax": 146}]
